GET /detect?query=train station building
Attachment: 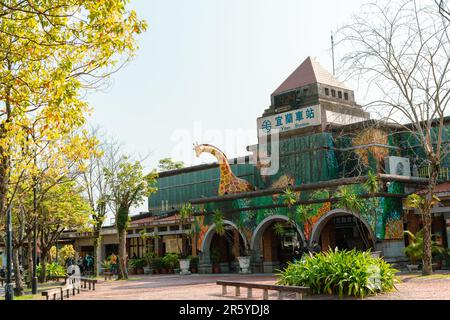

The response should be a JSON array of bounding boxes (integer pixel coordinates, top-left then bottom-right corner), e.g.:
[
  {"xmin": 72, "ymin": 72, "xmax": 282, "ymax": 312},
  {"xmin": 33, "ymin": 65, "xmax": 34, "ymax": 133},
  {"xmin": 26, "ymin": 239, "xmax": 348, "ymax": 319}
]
[{"xmin": 59, "ymin": 56, "xmax": 450, "ymax": 273}]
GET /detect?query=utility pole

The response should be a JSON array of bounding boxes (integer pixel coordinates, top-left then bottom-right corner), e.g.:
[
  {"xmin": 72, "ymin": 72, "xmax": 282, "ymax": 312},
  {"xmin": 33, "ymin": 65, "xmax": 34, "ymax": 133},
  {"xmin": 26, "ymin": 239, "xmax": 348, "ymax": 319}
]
[
  {"xmin": 331, "ymin": 32, "xmax": 336, "ymax": 76},
  {"xmin": 5, "ymin": 207, "xmax": 14, "ymax": 300}
]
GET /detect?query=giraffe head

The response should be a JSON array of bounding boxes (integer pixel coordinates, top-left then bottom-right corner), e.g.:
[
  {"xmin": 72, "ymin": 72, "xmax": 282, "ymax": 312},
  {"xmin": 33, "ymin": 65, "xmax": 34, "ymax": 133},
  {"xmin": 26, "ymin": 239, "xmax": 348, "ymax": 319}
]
[{"xmin": 193, "ymin": 143, "xmax": 203, "ymax": 157}]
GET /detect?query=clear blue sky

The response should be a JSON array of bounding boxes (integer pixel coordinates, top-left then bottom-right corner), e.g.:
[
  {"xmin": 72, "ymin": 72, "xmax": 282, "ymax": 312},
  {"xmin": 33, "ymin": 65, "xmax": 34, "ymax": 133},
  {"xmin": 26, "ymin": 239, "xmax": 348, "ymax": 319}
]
[{"xmin": 87, "ymin": 0, "xmax": 366, "ymax": 173}]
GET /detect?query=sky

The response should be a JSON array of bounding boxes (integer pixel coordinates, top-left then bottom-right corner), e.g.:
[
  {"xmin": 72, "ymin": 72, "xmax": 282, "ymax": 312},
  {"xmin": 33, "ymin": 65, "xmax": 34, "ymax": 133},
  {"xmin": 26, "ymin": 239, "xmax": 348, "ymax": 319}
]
[{"xmin": 85, "ymin": 0, "xmax": 369, "ymax": 216}]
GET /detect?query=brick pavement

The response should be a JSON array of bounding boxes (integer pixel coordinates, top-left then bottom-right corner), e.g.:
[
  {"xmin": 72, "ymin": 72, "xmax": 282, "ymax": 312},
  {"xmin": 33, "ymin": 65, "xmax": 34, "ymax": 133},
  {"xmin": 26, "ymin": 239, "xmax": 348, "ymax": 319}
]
[{"xmin": 65, "ymin": 272, "xmax": 450, "ymax": 300}]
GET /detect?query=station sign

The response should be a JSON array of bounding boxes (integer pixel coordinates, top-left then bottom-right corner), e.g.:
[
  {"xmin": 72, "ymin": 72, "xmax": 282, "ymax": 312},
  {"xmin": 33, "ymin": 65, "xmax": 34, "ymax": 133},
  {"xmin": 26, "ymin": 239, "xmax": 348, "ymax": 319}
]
[{"xmin": 257, "ymin": 105, "xmax": 321, "ymax": 136}]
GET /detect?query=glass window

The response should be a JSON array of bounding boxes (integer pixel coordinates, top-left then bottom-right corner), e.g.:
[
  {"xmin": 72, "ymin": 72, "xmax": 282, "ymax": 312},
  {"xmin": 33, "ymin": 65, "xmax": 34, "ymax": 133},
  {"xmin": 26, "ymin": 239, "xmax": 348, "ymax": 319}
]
[
  {"xmin": 331, "ymin": 89, "xmax": 336, "ymax": 97},
  {"xmin": 325, "ymin": 88, "xmax": 329, "ymax": 96},
  {"xmin": 338, "ymin": 91, "xmax": 342, "ymax": 99},
  {"xmin": 344, "ymin": 92, "xmax": 349, "ymax": 100}
]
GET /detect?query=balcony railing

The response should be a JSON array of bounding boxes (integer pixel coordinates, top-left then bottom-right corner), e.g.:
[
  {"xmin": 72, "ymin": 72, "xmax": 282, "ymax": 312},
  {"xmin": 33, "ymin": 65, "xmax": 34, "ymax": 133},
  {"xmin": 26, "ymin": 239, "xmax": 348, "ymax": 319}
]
[{"xmin": 418, "ymin": 166, "xmax": 450, "ymax": 181}]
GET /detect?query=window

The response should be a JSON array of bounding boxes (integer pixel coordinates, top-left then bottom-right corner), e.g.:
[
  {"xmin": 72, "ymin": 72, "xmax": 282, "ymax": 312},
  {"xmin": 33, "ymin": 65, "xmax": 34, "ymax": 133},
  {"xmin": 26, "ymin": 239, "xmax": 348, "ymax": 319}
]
[
  {"xmin": 344, "ymin": 92, "xmax": 349, "ymax": 100},
  {"xmin": 331, "ymin": 89, "xmax": 336, "ymax": 97},
  {"xmin": 303, "ymin": 88, "xmax": 309, "ymax": 96},
  {"xmin": 325, "ymin": 88, "xmax": 329, "ymax": 96},
  {"xmin": 338, "ymin": 91, "xmax": 342, "ymax": 99}
]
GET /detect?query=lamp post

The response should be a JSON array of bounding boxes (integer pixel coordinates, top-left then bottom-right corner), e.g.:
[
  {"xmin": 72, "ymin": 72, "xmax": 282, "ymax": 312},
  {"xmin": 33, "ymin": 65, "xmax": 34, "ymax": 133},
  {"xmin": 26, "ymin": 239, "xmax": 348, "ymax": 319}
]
[
  {"xmin": 31, "ymin": 152, "xmax": 38, "ymax": 294},
  {"xmin": 5, "ymin": 207, "xmax": 14, "ymax": 300}
]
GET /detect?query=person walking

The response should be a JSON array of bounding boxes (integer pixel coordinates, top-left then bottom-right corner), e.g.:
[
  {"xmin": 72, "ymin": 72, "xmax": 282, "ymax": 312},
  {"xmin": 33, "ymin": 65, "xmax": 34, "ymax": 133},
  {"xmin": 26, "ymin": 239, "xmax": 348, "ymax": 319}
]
[{"xmin": 110, "ymin": 253, "xmax": 118, "ymax": 275}]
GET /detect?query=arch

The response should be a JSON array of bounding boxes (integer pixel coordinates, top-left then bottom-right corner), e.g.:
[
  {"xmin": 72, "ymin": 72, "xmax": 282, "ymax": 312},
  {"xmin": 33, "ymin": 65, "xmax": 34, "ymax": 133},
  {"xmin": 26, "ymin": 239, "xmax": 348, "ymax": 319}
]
[
  {"xmin": 308, "ymin": 209, "xmax": 375, "ymax": 247},
  {"xmin": 250, "ymin": 215, "xmax": 307, "ymax": 251},
  {"xmin": 200, "ymin": 220, "xmax": 248, "ymax": 253}
]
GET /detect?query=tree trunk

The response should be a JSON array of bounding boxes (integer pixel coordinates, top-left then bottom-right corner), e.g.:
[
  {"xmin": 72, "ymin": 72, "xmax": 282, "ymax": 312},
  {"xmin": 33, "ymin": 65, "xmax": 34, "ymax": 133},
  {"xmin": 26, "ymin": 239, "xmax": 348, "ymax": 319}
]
[
  {"xmin": 27, "ymin": 234, "xmax": 33, "ymax": 288},
  {"xmin": 118, "ymin": 228, "xmax": 128, "ymax": 279},
  {"xmin": 422, "ymin": 164, "xmax": 439, "ymax": 276},
  {"xmin": 13, "ymin": 246, "xmax": 24, "ymax": 296},
  {"xmin": 116, "ymin": 205, "xmax": 129, "ymax": 280},
  {"xmin": 422, "ymin": 210, "xmax": 433, "ymax": 275},
  {"xmin": 93, "ymin": 232, "xmax": 101, "ymax": 277},
  {"xmin": 39, "ymin": 250, "xmax": 48, "ymax": 283}
]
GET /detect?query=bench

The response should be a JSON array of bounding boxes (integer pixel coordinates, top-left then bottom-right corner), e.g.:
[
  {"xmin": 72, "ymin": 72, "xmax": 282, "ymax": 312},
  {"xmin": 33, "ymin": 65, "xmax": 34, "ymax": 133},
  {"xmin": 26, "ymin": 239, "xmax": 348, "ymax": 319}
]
[
  {"xmin": 61, "ymin": 282, "xmax": 81, "ymax": 298},
  {"xmin": 103, "ymin": 272, "xmax": 113, "ymax": 281},
  {"xmin": 41, "ymin": 287, "xmax": 63, "ymax": 300},
  {"xmin": 80, "ymin": 277, "xmax": 97, "ymax": 290},
  {"xmin": 216, "ymin": 280, "xmax": 310, "ymax": 300}
]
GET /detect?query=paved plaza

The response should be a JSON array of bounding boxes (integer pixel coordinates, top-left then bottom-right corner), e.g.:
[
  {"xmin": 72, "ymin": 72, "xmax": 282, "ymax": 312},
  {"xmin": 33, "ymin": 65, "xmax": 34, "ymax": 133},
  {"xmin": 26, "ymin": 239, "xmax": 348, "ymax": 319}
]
[{"xmin": 66, "ymin": 272, "xmax": 450, "ymax": 300}]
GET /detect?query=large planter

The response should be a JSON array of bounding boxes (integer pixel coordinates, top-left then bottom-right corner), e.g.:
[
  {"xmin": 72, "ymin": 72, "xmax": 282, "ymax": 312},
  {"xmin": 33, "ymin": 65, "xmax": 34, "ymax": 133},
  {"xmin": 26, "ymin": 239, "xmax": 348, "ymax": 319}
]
[
  {"xmin": 179, "ymin": 259, "xmax": 191, "ymax": 275},
  {"xmin": 371, "ymin": 251, "xmax": 382, "ymax": 258},
  {"xmin": 237, "ymin": 256, "xmax": 251, "ymax": 274},
  {"xmin": 406, "ymin": 264, "xmax": 420, "ymax": 272},
  {"xmin": 143, "ymin": 267, "xmax": 153, "ymax": 275}
]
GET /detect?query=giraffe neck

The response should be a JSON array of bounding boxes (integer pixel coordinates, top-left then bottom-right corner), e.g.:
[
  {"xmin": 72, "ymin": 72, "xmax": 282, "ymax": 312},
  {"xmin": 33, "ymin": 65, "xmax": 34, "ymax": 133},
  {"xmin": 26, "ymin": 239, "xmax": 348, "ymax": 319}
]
[{"xmin": 199, "ymin": 145, "xmax": 235, "ymax": 180}]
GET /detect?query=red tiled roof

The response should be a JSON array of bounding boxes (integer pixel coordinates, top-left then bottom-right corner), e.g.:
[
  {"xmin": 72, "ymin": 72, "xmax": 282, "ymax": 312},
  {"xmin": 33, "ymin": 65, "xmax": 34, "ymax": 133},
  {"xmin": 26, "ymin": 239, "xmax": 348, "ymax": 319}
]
[
  {"xmin": 416, "ymin": 182, "xmax": 450, "ymax": 195},
  {"xmin": 272, "ymin": 56, "xmax": 349, "ymax": 96},
  {"xmin": 131, "ymin": 214, "xmax": 182, "ymax": 226}
]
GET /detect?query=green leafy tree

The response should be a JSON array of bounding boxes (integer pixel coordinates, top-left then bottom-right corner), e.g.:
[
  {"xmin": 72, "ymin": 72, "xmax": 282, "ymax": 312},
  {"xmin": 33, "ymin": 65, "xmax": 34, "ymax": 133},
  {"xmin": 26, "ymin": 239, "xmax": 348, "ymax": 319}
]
[
  {"xmin": 105, "ymin": 157, "xmax": 157, "ymax": 279},
  {"xmin": 0, "ymin": 0, "xmax": 147, "ymax": 222},
  {"xmin": 157, "ymin": 158, "xmax": 185, "ymax": 172}
]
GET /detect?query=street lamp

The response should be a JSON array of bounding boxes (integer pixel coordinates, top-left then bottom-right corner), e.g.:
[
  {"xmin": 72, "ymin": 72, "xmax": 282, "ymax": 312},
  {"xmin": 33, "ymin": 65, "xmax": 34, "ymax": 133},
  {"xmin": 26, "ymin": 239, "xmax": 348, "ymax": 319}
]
[
  {"xmin": 5, "ymin": 207, "xmax": 14, "ymax": 300},
  {"xmin": 31, "ymin": 154, "xmax": 38, "ymax": 294}
]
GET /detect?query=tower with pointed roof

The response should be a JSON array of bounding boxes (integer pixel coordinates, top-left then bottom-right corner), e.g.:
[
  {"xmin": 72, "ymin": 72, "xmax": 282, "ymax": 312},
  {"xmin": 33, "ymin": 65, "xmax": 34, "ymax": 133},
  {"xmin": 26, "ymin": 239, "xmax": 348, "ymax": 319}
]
[{"xmin": 258, "ymin": 56, "xmax": 369, "ymax": 138}]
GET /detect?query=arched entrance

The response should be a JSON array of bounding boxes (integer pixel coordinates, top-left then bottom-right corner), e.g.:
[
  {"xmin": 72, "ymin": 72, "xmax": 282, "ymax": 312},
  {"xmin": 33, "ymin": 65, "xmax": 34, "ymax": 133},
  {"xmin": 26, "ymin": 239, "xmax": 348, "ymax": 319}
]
[
  {"xmin": 309, "ymin": 209, "xmax": 375, "ymax": 252},
  {"xmin": 251, "ymin": 215, "xmax": 306, "ymax": 273},
  {"xmin": 199, "ymin": 220, "xmax": 247, "ymax": 274}
]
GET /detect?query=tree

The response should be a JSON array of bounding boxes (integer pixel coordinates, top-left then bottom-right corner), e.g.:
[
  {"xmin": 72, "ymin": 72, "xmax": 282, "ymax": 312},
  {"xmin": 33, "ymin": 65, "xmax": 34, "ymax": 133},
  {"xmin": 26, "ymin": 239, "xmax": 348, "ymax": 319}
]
[
  {"xmin": 338, "ymin": 0, "xmax": 450, "ymax": 275},
  {"xmin": 0, "ymin": 0, "xmax": 147, "ymax": 223},
  {"xmin": 79, "ymin": 128, "xmax": 122, "ymax": 276},
  {"xmin": 157, "ymin": 158, "xmax": 185, "ymax": 172},
  {"xmin": 37, "ymin": 180, "xmax": 92, "ymax": 282},
  {"xmin": 105, "ymin": 157, "xmax": 157, "ymax": 279}
]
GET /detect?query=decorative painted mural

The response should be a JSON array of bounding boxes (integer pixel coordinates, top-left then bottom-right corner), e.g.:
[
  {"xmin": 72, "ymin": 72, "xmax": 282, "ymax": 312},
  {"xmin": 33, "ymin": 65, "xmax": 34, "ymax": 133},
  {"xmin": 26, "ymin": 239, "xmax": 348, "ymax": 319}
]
[{"xmin": 194, "ymin": 142, "xmax": 405, "ymax": 251}]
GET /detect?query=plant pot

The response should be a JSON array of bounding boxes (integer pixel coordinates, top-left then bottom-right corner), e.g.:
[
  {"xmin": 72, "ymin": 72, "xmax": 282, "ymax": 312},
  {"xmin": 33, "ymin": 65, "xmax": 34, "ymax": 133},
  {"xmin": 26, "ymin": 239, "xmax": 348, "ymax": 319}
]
[
  {"xmin": 190, "ymin": 267, "xmax": 197, "ymax": 273},
  {"xmin": 154, "ymin": 269, "xmax": 159, "ymax": 274},
  {"xmin": 406, "ymin": 264, "xmax": 420, "ymax": 272},
  {"xmin": 212, "ymin": 265, "xmax": 220, "ymax": 274},
  {"xmin": 136, "ymin": 267, "xmax": 144, "ymax": 274},
  {"xmin": 179, "ymin": 259, "xmax": 191, "ymax": 275},
  {"xmin": 371, "ymin": 251, "xmax": 382, "ymax": 258},
  {"xmin": 143, "ymin": 267, "xmax": 153, "ymax": 275},
  {"xmin": 161, "ymin": 268, "xmax": 167, "ymax": 274},
  {"xmin": 237, "ymin": 256, "xmax": 251, "ymax": 274}
]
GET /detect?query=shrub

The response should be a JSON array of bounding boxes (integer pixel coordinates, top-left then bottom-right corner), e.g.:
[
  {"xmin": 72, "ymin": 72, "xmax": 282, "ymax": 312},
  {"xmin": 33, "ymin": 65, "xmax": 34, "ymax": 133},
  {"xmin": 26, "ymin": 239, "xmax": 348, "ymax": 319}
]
[
  {"xmin": 152, "ymin": 257, "xmax": 164, "ymax": 269},
  {"xmin": 404, "ymin": 229, "xmax": 449, "ymax": 264},
  {"xmin": 162, "ymin": 253, "xmax": 179, "ymax": 269},
  {"xmin": 144, "ymin": 252, "xmax": 156, "ymax": 267},
  {"xmin": 37, "ymin": 262, "xmax": 67, "ymax": 278},
  {"xmin": 276, "ymin": 249, "xmax": 399, "ymax": 298},
  {"xmin": 129, "ymin": 258, "xmax": 146, "ymax": 269},
  {"xmin": 189, "ymin": 255, "xmax": 199, "ymax": 267}
]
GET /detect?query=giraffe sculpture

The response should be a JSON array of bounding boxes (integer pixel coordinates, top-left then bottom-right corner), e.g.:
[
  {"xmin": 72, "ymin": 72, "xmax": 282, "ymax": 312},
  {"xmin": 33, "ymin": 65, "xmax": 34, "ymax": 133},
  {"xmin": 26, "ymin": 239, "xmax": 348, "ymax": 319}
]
[{"xmin": 193, "ymin": 143, "xmax": 254, "ymax": 195}]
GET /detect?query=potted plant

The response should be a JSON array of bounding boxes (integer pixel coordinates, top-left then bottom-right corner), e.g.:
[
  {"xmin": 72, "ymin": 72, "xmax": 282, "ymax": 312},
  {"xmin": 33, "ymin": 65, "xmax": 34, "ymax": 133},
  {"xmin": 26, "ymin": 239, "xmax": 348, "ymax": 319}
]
[
  {"xmin": 404, "ymin": 229, "xmax": 448, "ymax": 272},
  {"xmin": 189, "ymin": 256, "xmax": 199, "ymax": 273},
  {"xmin": 143, "ymin": 252, "xmax": 155, "ymax": 275},
  {"xmin": 102, "ymin": 260, "xmax": 112, "ymax": 274},
  {"xmin": 210, "ymin": 248, "xmax": 221, "ymax": 273},
  {"xmin": 178, "ymin": 203, "xmax": 202, "ymax": 275},
  {"xmin": 129, "ymin": 258, "xmax": 145, "ymax": 274},
  {"xmin": 152, "ymin": 257, "xmax": 163, "ymax": 274},
  {"xmin": 163, "ymin": 253, "xmax": 179, "ymax": 274},
  {"xmin": 235, "ymin": 218, "xmax": 252, "ymax": 274}
]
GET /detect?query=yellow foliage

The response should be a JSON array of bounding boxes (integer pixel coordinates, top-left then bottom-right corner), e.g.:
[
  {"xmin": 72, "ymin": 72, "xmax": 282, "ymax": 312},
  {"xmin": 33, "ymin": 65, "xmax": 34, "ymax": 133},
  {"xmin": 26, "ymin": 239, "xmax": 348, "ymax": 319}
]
[{"xmin": 353, "ymin": 129, "xmax": 389, "ymax": 166}]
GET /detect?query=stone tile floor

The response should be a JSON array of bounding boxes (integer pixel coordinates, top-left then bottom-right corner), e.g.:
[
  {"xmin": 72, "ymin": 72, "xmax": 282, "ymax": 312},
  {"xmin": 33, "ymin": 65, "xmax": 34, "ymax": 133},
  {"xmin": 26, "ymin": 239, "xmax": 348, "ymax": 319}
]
[{"xmin": 65, "ymin": 271, "xmax": 450, "ymax": 300}]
